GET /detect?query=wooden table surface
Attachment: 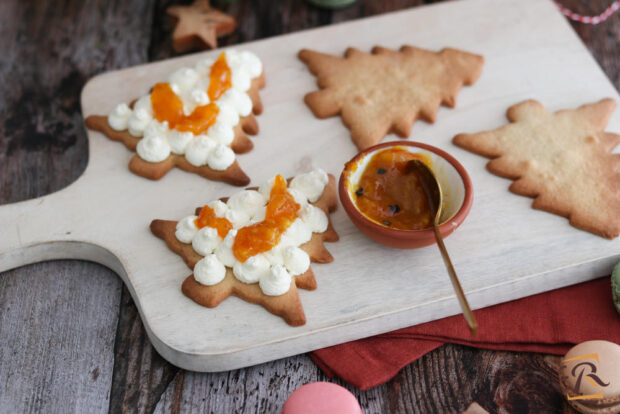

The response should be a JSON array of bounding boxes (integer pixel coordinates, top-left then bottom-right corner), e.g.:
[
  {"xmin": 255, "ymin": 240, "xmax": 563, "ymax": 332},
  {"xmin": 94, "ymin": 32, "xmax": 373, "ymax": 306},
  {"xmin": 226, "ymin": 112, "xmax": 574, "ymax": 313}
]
[{"xmin": 0, "ymin": 1, "xmax": 617, "ymax": 412}]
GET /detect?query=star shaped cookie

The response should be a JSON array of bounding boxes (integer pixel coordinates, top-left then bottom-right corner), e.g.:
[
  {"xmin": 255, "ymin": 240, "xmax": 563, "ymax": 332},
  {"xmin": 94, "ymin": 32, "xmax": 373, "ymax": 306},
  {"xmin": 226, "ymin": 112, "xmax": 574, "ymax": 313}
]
[
  {"xmin": 151, "ymin": 171, "xmax": 339, "ymax": 326},
  {"xmin": 299, "ymin": 45, "xmax": 484, "ymax": 150},
  {"xmin": 454, "ymin": 98, "xmax": 620, "ymax": 238},
  {"xmin": 167, "ymin": 0, "xmax": 236, "ymax": 53}
]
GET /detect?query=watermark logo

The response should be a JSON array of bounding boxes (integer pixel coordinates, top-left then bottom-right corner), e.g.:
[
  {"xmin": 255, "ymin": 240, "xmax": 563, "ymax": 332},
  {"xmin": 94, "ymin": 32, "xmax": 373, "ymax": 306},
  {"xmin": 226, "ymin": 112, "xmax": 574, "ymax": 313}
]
[{"xmin": 561, "ymin": 353, "xmax": 610, "ymax": 400}]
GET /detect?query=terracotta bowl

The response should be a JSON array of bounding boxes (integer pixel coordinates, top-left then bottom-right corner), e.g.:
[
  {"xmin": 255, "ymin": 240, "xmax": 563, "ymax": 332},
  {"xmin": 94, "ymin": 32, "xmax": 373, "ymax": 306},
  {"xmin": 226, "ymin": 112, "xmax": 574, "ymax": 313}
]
[{"xmin": 339, "ymin": 141, "xmax": 474, "ymax": 249}]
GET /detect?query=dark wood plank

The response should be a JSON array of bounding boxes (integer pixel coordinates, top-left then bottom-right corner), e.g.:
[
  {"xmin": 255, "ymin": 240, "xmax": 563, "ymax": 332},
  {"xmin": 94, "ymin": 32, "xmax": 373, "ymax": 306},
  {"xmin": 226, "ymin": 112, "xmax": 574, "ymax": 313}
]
[
  {"xmin": 374, "ymin": 346, "xmax": 567, "ymax": 414},
  {"xmin": 0, "ymin": 0, "xmax": 167, "ymax": 412},
  {"xmin": 153, "ymin": 354, "xmax": 390, "ymax": 413},
  {"xmin": 149, "ymin": 0, "xmax": 427, "ymax": 61},
  {"xmin": 149, "ymin": 344, "xmax": 568, "ymax": 413},
  {"xmin": 108, "ymin": 286, "xmax": 179, "ymax": 414},
  {"xmin": 0, "ymin": 0, "xmax": 155, "ymax": 204},
  {"xmin": 0, "ymin": 260, "xmax": 121, "ymax": 413}
]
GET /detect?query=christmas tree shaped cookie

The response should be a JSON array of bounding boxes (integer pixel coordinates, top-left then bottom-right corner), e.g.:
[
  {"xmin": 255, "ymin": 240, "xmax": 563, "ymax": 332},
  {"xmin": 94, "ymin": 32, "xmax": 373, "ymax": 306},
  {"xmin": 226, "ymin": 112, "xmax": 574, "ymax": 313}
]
[
  {"xmin": 299, "ymin": 45, "xmax": 484, "ymax": 150},
  {"xmin": 150, "ymin": 169, "xmax": 339, "ymax": 326},
  {"xmin": 86, "ymin": 50, "xmax": 265, "ymax": 186},
  {"xmin": 454, "ymin": 98, "xmax": 620, "ymax": 238}
]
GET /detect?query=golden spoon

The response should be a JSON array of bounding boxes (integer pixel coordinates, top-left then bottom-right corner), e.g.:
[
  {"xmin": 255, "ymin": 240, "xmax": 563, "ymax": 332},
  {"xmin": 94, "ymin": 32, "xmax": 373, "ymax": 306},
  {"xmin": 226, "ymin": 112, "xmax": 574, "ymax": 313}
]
[{"xmin": 406, "ymin": 159, "xmax": 478, "ymax": 337}]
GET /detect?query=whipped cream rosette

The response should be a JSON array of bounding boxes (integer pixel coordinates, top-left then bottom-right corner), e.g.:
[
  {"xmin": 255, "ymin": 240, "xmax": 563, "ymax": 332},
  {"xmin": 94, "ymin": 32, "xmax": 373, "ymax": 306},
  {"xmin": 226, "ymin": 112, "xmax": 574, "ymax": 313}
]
[{"xmin": 151, "ymin": 169, "xmax": 340, "ymax": 326}]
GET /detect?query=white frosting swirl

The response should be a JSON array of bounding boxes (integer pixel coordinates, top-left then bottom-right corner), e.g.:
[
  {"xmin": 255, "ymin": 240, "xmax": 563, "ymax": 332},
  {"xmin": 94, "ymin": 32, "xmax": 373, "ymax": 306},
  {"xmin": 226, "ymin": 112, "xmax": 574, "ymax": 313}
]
[
  {"xmin": 208, "ymin": 200, "xmax": 228, "ymax": 217},
  {"xmin": 194, "ymin": 77, "xmax": 210, "ymax": 94},
  {"xmin": 225, "ymin": 50, "xmax": 252, "ymax": 91},
  {"xmin": 219, "ymin": 88, "xmax": 252, "ymax": 117},
  {"xmin": 195, "ymin": 57, "xmax": 215, "ymax": 75},
  {"xmin": 207, "ymin": 121, "xmax": 235, "ymax": 146},
  {"xmin": 133, "ymin": 95, "xmax": 153, "ymax": 115},
  {"xmin": 207, "ymin": 144, "xmax": 235, "ymax": 171},
  {"xmin": 190, "ymin": 88, "xmax": 209, "ymax": 106},
  {"xmin": 240, "ymin": 51, "xmax": 263, "ymax": 78},
  {"xmin": 258, "ymin": 176, "xmax": 276, "ymax": 199},
  {"xmin": 287, "ymin": 188, "xmax": 308, "ymax": 207},
  {"xmin": 231, "ymin": 70, "xmax": 251, "ymax": 92},
  {"xmin": 136, "ymin": 135, "xmax": 171, "ymax": 162},
  {"xmin": 127, "ymin": 105, "xmax": 152, "ymax": 136},
  {"xmin": 259, "ymin": 265, "xmax": 292, "ymax": 296},
  {"xmin": 169, "ymin": 67, "xmax": 199, "ymax": 93},
  {"xmin": 283, "ymin": 246, "xmax": 310, "ymax": 276},
  {"xmin": 185, "ymin": 135, "xmax": 216, "ymax": 166},
  {"xmin": 225, "ymin": 208, "xmax": 250, "ymax": 228},
  {"xmin": 289, "ymin": 168, "xmax": 329, "ymax": 202},
  {"xmin": 175, "ymin": 216, "xmax": 198, "ymax": 243},
  {"xmin": 250, "ymin": 206, "xmax": 266, "ymax": 223},
  {"xmin": 192, "ymin": 227, "xmax": 222, "ymax": 256},
  {"xmin": 233, "ymin": 254, "xmax": 270, "ymax": 284},
  {"xmin": 168, "ymin": 130, "xmax": 193, "ymax": 154},
  {"xmin": 108, "ymin": 103, "xmax": 132, "ymax": 131},
  {"xmin": 215, "ymin": 229, "xmax": 237, "ymax": 267},
  {"xmin": 143, "ymin": 120, "xmax": 169, "ymax": 138},
  {"xmin": 226, "ymin": 190, "xmax": 266, "ymax": 218},
  {"xmin": 194, "ymin": 254, "xmax": 226, "ymax": 286},
  {"xmin": 215, "ymin": 102, "xmax": 240, "ymax": 126},
  {"xmin": 300, "ymin": 204, "xmax": 328, "ymax": 233},
  {"xmin": 281, "ymin": 218, "xmax": 313, "ymax": 247},
  {"xmin": 225, "ymin": 49, "xmax": 243, "ymax": 68},
  {"xmin": 263, "ymin": 246, "xmax": 285, "ymax": 266}
]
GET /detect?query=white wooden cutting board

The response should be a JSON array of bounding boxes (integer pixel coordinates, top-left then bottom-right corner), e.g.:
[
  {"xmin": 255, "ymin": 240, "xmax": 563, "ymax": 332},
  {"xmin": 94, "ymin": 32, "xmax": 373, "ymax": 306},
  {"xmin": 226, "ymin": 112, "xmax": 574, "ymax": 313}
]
[{"xmin": 2, "ymin": 0, "xmax": 619, "ymax": 372}]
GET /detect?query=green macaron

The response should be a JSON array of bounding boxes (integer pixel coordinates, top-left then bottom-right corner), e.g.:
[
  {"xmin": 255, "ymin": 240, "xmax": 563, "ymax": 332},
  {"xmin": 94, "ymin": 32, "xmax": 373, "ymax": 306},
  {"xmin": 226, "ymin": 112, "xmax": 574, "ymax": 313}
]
[
  {"xmin": 305, "ymin": 0, "xmax": 357, "ymax": 9},
  {"xmin": 613, "ymin": 262, "xmax": 620, "ymax": 315}
]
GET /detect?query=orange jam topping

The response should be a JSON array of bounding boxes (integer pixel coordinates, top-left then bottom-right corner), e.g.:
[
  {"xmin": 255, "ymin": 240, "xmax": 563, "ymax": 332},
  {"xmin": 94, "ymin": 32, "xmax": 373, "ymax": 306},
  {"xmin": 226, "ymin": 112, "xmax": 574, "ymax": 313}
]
[
  {"xmin": 232, "ymin": 175, "xmax": 300, "ymax": 262},
  {"xmin": 351, "ymin": 147, "xmax": 433, "ymax": 230},
  {"xmin": 151, "ymin": 82, "xmax": 184, "ymax": 127},
  {"xmin": 208, "ymin": 53, "xmax": 232, "ymax": 101},
  {"xmin": 150, "ymin": 83, "xmax": 220, "ymax": 135},
  {"xmin": 175, "ymin": 103, "xmax": 219, "ymax": 135},
  {"xmin": 149, "ymin": 54, "xmax": 231, "ymax": 135},
  {"xmin": 195, "ymin": 205, "xmax": 233, "ymax": 238}
]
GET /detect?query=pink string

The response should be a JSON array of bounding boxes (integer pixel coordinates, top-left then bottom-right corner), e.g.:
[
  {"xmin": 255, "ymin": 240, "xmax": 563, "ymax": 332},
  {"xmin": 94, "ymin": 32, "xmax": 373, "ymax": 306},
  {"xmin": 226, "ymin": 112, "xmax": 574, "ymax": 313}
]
[{"xmin": 555, "ymin": 1, "xmax": 620, "ymax": 24}]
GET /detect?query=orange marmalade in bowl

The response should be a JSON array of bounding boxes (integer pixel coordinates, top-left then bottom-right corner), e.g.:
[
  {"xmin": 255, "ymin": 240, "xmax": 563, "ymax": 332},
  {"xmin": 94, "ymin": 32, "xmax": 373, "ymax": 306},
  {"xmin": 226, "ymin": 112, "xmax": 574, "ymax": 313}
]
[{"xmin": 349, "ymin": 147, "xmax": 433, "ymax": 230}]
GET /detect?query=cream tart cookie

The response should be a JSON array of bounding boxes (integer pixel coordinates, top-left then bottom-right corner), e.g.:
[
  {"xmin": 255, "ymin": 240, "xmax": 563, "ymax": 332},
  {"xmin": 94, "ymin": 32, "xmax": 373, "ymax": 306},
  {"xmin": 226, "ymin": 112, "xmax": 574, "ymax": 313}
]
[
  {"xmin": 86, "ymin": 49, "xmax": 265, "ymax": 185},
  {"xmin": 151, "ymin": 169, "xmax": 339, "ymax": 326}
]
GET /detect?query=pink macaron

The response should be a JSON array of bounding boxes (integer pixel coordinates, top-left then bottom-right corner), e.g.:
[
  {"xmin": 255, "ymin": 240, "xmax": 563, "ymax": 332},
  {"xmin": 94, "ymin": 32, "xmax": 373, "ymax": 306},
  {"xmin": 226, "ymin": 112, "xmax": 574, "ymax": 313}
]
[{"xmin": 282, "ymin": 382, "xmax": 362, "ymax": 414}]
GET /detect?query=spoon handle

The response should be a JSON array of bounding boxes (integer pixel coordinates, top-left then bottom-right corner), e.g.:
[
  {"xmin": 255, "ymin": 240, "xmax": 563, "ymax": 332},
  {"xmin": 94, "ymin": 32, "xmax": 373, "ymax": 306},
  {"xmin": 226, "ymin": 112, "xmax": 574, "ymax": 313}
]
[{"xmin": 433, "ymin": 225, "xmax": 478, "ymax": 337}]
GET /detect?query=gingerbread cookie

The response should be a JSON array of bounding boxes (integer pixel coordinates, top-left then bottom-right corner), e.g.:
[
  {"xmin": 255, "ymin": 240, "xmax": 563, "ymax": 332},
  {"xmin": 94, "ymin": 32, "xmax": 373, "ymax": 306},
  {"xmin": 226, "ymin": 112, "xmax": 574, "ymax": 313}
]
[
  {"xmin": 298, "ymin": 46, "xmax": 484, "ymax": 150},
  {"xmin": 167, "ymin": 0, "xmax": 236, "ymax": 53},
  {"xmin": 151, "ymin": 169, "xmax": 339, "ymax": 326},
  {"xmin": 85, "ymin": 50, "xmax": 265, "ymax": 185},
  {"xmin": 454, "ymin": 98, "xmax": 620, "ymax": 238}
]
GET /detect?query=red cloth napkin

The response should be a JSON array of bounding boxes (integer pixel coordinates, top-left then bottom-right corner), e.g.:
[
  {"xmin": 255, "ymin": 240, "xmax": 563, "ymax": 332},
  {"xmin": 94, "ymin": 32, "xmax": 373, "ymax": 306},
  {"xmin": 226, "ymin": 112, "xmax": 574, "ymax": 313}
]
[{"xmin": 310, "ymin": 277, "xmax": 620, "ymax": 390}]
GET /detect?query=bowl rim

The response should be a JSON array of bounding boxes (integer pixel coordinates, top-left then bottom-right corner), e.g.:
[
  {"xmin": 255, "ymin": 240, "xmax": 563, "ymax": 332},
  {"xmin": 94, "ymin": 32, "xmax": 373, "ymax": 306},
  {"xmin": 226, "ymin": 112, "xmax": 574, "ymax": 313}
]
[{"xmin": 339, "ymin": 141, "xmax": 474, "ymax": 239}]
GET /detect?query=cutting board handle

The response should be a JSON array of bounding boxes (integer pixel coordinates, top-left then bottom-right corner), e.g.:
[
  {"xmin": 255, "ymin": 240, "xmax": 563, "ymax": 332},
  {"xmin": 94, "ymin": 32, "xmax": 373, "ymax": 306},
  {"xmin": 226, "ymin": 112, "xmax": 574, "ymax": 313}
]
[{"xmin": 0, "ymin": 187, "xmax": 122, "ymax": 275}]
